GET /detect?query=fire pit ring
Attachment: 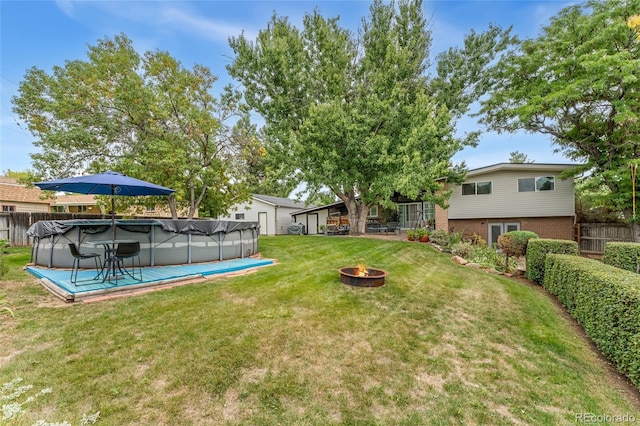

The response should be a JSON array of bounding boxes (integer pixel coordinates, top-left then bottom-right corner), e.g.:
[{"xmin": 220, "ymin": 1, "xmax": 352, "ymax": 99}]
[{"xmin": 339, "ymin": 267, "xmax": 387, "ymax": 287}]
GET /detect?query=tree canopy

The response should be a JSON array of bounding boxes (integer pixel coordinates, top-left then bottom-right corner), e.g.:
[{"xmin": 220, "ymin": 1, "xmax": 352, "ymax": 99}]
[
  {"xmin": 480, "ymin": 0, "xmax": 640, "ymax": 228},
  {"xmin": 12, "ymin": 34, "xmax": 256, "ymax": 218},
  {"xmin": 508, "ymin": 151, "xmax": 534, "ymax": 164},
  {"xmin": 228, "ymin": 0, "xmax": 513, "ymax": 234}
]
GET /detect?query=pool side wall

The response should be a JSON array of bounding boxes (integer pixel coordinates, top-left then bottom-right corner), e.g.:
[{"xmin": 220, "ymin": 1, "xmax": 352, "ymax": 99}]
[{"xmin": 30, "ymin": 220, "xmax": 260, "ymax": 268}]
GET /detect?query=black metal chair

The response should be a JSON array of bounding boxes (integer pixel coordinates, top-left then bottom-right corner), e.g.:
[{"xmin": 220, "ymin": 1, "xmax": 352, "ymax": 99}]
[
  {"xmin": 68, "ymin": 243, "xmax": 102, "ymax": 285},
  {"xmin": 115, "ymin": 242, "xmax": 142, "ymax": 281}
]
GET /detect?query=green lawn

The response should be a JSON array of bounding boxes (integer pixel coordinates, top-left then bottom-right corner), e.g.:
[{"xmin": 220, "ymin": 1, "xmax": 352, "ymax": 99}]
[{"xmin": 1, "ymin": 236, "xmax": 639, "ymax": 425}]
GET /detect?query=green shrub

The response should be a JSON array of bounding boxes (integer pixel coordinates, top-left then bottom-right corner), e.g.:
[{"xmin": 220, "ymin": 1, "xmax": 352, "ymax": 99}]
[
  {"xmin": 603, "ymin": 242, "xmax": 640, "ymax": 273},
  {"xmin": 465, "ymin": 232, "xmax": 486, "ymax": 246},
  {"xmin": 429, "ymin": 230, "xmax": 462, "ymax": 248},
  {"xmin": 451, "ymin": 241, "xmax": 473, "ymax": 259},
  {"xmin": 525, "ymin": 238, "xmax": 578, "ymax": 283},
  {"xmin": 498, "ymin": 231, "xmax": 538, "ymax": 257},
  {"xmin": 469, "ymin": 245, "xmax": 516, "ymax": 272},
  {"xmin": 544, "ymin": 254, "xmax": 640, "ymax": 388},
  {"xmin": 428, "ymin": 229, "xmax": 449, "ymax": 246},
  {"xmin": 498, "ymin": 231, "xmax": 538, "ymax": 273}
]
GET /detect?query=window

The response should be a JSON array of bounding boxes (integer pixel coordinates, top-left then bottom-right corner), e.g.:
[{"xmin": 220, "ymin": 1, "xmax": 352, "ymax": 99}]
[
  {"xmin": 368, "ymin": 205, "xmax": 378, "ymax": 218},
  {"xmin": 462, "ymin": 181, "xmax": 492, "ymax": 195},
  {"xmin": 462, "ymin": 183, "xmax": 476, "ymax": 196},
  {"xmin": 518, "ymin": 178, "xmax": 535, "ymax": 192},
  {"xmin": 1, "ymin": 205, "xmax": 16, "ymax": 212},
  {"xmin": 51, "ymin": 206, "xmax": 65, "ymax": 213},
  {"xmin": 235, "ymin": 213, "xmax": 245, "ymax": 220},
  {"xmin": 536, "ymin": 176, "xmax": 555, "ymax": 191},
  {"xmin": 477, "ymin": 181, "xmax": 492, "ymax": 195},
  {"xmin": 423, "ymin": 202, "xmax": 435, "ymax": 221},
  {"xmin": 518, "ymin": 176, "xmax": 555, "ymax": 192}
]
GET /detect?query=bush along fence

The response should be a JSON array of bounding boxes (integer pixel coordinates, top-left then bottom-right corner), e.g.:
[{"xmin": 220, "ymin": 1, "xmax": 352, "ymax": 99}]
[
  {"xmin": 543, "ymin": 254, "xmax": 640, "ymax": 389},
  {"xmin": 603, "ymin": 242, "xmax": 640, "ymax": 273},
  {"xmin": 525, "ymin": 238, "xmax": 579, "ymax": 284}
]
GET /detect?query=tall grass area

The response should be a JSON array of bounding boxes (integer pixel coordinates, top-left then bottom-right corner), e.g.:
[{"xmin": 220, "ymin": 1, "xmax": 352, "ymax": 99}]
[{"xmin": 1, "ymin": 236, "xmax": 638, "ymax": 425}]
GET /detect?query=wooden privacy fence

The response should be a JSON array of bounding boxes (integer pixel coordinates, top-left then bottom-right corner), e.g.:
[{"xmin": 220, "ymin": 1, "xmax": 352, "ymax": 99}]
[
  {"xmin": 576, "ymin": 223, "xmax": 633, "ymax": 254},
  {"xmin": 0, "ymin": 212, "xmax": 119, "ymax": 247}
]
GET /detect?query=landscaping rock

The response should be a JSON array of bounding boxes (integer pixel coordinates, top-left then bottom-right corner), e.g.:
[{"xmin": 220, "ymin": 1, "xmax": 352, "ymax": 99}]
[
  {"xmin": 465, "ymin": 263, "xmax": 481, "ymax": 268},
  {"xmin": 451, "ymin": 256, "xmax": 468, "ymax": 265}
]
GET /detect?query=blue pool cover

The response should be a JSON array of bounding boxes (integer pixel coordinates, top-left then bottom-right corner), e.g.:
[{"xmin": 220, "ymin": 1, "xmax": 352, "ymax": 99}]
[{"xmin": 27, "ymin": 258, "xmax": 274, "ymax": 301}]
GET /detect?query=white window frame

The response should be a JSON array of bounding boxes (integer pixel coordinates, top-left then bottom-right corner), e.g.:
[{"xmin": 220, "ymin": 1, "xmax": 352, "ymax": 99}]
[
  {"xmin": 518, "ymin": 176, "xmax": 555, "ymax": 192},
  {"xmin": 368, "ymin": 205, "xmax": 379, "ymax": 218},
  {"xmin": 462, "ymin": 181, "xmax": 492, "ymax": 196},
  {"xmin": 235, "ymin": 213, "xmax": 245, "ymax": 220}
]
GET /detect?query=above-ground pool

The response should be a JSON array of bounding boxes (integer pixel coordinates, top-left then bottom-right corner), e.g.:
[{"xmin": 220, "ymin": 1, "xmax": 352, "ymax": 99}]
[{"xmin": 27, "ymin": 219, "xmax": 260, "ymax": 268}]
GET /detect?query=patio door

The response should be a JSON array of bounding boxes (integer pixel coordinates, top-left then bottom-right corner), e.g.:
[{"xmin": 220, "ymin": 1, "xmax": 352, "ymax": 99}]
[
  {"xmin": 488, "ymin": 222, "xmax": 520, "ymax": 246},
  {"xmin": 398, "ymin": 203, "xmax": 420, "ymax": 229}
]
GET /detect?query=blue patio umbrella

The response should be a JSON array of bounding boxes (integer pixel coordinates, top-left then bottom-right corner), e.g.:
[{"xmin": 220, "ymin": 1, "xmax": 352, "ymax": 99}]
[{"xmin": 35, "ymin": 171, "xmax": 175, "ymax": 241}]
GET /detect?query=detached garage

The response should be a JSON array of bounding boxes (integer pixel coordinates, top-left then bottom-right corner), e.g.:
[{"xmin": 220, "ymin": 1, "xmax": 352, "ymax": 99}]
[{"xmin": 219, "ymin": 194, "xmax": 312, "ymax": 236}]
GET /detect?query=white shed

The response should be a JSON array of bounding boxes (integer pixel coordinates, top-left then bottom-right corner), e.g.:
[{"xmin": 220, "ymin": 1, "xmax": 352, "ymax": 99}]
[{"xmin": 219, "ymin": 194, "xmax": 312, "ymax": 236}]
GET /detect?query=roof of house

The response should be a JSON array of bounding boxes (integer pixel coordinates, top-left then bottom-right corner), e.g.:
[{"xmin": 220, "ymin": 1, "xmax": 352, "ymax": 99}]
[
  {"xmin": 252, "ymin": 194, "xmax": 314, "ymax": 210},
  {"xmin": 291, "ymin": 199, "xmax": 345, "ymax": 215},
  {"xmin": 466, "ymin": 162, "xmax": 582, "ymax": 177},
  {"xmin": 52, "ymin": 194, "xmax": 98, "ymax": 206},
  {"xmin": 0, "ymin": 178, "xmax": 49, "ymax": 205}
]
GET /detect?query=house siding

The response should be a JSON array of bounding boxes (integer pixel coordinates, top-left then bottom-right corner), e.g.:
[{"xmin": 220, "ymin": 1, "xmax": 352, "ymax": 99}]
[
  {"xmin": 2, "ymin": 201, "xmax": 50, "ymax": 213},
  {"xmin": 220, "ymin": 198, "xmax": 301, "ymax": 236},
  {"xmin": 448, "ymin": 170, "xmax": 575, "ymax": 219},
  {"xmin": 448, "ymin": 216, "xmax": 575, "ymax": 242},
  {"xmin": 292, "ymin": 210, "xmax": 329, "ymax": 235}
]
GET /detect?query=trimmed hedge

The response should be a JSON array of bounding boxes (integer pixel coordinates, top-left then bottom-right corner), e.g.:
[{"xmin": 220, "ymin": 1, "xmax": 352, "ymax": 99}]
[
  {"xmin": 544, "ymin": 254, "xmax": 640, "ymax": 388},
  {"xmin": 525, "ymin": 238, "xmax": 578, "ymax": 283},
  {"xmin": 603, "ymin": 242, "xmax": 640, "ymax": 273}
]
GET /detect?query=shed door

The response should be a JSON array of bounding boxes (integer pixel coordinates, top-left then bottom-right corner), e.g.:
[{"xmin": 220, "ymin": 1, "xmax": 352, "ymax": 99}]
[
  {"xmin": 258, "ymin": 212, "xmax": 268, "ymax": 235},
  {"xmin": 307, "ymin": 214, "xmax": 318, "ymax": 235}
]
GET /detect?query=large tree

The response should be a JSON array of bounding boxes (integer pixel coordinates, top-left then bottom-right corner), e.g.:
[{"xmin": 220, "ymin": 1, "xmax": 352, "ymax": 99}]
[
  {"xmin": 228, "ymin": 0, "xmax": 513, "ymax": 234},
  {"xmin": 480, "ymin": 0, "xmax": 640, "ymax": 238},
  {"xmin": 12, "ymin": 34, "xmax": 254, "ymax": 218}
]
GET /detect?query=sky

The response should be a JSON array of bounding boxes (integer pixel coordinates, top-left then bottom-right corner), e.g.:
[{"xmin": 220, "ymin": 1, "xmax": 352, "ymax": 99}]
[{"xmin": 1, "ymin": 0, "xmax": 578, "ymax": 176}]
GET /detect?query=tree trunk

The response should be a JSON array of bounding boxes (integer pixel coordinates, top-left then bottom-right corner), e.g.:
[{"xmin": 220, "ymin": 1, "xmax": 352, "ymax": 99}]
[
  {"xmin": 168, "ymin": 194, "xmax": 178, "ymax": 219},
  {"xmin": 341, "ymin": 195, "xmax": 370, "ymax": 236}
]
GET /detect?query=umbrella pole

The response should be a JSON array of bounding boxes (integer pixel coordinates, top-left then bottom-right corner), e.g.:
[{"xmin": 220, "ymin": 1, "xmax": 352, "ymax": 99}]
[{"xmin": 111, "ymin": 187, "xmax": 116, "ymax": 242}]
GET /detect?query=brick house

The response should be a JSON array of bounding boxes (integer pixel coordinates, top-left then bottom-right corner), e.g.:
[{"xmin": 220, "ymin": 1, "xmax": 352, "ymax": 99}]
[
  {"xmin": 291, "ymin": 163, "xmax": 581, "ymax": 243},
  {"xmin": 432, "ymin": 163, "xmax": 580, "ymax": 244}
]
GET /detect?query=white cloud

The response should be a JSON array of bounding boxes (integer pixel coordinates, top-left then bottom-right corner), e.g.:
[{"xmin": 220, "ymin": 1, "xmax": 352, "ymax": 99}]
[
  {"xmin": 54, "ymin": 0, "xmax": 77, "ymax": 17},
  {"xmin": 160, "ymin": 7, "xmax": 255, "ymax": 42}
]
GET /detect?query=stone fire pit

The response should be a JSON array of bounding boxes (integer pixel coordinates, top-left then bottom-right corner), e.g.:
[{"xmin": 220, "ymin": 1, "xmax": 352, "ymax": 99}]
[{"xmin": 339, "ymin": 267, "xmax": 387, "ymax": 287}]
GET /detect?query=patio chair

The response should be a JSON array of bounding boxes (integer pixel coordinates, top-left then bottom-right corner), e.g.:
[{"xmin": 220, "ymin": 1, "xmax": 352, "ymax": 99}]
[
  {"xmin": 115, "ymin": 242, "xmax": 142, "ymax": 281},
  {"xmin": 68, "ymin": 243, "xmax": 102, "ymax": 285},
  {"xmin": 385, "ymin": 222, "xmax": 399, "ymax": 233}
]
